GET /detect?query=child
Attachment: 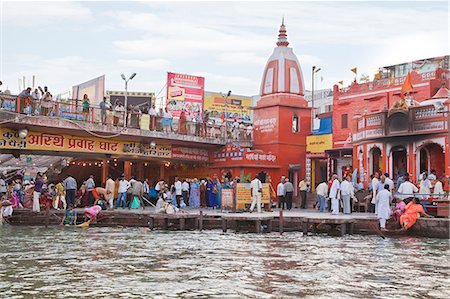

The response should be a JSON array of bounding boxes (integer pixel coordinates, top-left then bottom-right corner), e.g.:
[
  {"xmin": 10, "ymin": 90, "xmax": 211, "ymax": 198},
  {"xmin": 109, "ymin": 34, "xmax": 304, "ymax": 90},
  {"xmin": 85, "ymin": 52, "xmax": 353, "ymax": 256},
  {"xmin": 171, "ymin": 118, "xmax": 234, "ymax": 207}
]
[
  {"xmin": 61, "ymin": 204, "xmax": 77, "ymax": 225},
  {"xmin": 391, "ymin": 198, "xmax": 406, "ymax": 222}
]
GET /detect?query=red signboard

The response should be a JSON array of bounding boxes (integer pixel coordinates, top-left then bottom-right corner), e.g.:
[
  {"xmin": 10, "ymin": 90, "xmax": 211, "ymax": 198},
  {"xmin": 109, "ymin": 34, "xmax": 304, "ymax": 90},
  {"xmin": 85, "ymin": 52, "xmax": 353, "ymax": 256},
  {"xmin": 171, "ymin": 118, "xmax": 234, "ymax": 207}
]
[{"xmin": 166, "ymin": 72, "xmax": 205, "ymax": 118}]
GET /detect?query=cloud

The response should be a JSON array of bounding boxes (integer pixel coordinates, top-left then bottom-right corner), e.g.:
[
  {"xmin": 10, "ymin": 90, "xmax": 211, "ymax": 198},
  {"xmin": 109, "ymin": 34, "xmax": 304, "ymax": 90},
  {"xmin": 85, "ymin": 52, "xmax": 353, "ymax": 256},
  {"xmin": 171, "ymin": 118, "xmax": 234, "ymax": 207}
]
[
  {"xmin": 2, "ymin": 1, "xmax": 93, "ymax": 26},
  {"xmin": 117, "ymin": 58, "xmax": 170, "ymax": 69}
]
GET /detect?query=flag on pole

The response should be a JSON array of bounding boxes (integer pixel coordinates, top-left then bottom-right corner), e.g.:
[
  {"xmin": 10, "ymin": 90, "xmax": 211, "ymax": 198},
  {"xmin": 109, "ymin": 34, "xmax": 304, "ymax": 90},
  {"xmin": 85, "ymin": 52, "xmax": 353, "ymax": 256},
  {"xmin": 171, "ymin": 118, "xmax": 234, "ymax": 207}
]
[
  {"xmin": 400, "ymin": 72, "xmax": 413, "ymax": 99},
  {"xmin": 338, "ymin": 80, "xmax": 344, "ymax": 85},
  {"xmin": 390, "ymin": 72, "xmax": 395, "ymax": 84},
  {"xmin": 374, "ymin": 73, "xmax": 381, "ymax": 80},
  {"xmin": 351, "ymin": 67, "xmax": 357, "ymax": 74}
]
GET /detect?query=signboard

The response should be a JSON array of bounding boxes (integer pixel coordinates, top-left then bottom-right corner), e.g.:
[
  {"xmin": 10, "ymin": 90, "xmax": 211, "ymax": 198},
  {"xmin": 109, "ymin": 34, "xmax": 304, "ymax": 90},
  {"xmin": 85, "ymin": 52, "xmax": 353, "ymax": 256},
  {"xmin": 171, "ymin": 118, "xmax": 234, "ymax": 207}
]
[
  {"xmin": 107, "ymin": 90, "xmax": 155, "ymax": 108},
  {"xmin": 172, "ymin": 147, "xmax": 210, "ymax": 162},
  {"xmin": 72, "ymin": 75, "xmax": 105, "ymax": 106},
  {"xmin": 140, "ymin": 114, "xmax": 150, "ymax": 130},
  {"xmin": 235, "ymin": 183, "xmax": 271, "ymax": 209},
  {"xmin": 0, "ymin": 129, "xmax": 171, "ymax": 159},
  {"xmin": 306, "ymin": 134, "xmax": 332, "ymax": 153},
  {"xmin": 203, "ymin": 91, "xmax": 252, "ymax": 123},
  {"xmin": 221, "ymin": 189, "xmax": 234, "ymax": 210},
  {"xmin": 166, "ymin": 72, "xmax": 205, "ymax": 118},
  {"xmin": 213, "ymin": 143, "xmax": 276, "ymax": 164}
]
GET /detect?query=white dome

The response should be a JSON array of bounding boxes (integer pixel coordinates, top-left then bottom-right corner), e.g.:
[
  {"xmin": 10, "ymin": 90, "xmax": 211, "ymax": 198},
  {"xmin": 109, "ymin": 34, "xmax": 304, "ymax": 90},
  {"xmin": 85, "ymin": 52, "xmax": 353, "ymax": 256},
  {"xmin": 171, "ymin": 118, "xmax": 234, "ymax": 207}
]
[{"xmin": 260, "ymin": 21, "xmax": 305, "ymax": 97}]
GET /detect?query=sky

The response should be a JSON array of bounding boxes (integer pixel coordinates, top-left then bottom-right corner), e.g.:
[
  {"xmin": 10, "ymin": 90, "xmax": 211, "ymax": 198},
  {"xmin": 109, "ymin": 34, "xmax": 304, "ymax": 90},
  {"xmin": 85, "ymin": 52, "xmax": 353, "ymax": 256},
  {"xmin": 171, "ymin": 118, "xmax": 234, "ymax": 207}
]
[{"xmin": 1, "ymin": 0, "xmax": 448, "ymax": 99}]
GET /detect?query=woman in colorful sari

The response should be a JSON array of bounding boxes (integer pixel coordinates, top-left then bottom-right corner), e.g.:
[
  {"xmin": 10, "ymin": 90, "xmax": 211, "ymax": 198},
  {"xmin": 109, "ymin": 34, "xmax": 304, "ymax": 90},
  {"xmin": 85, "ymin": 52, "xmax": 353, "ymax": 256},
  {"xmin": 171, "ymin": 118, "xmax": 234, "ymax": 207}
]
[
  {"xmin": 200, "ymin": 180, "xmax": 207, "ymax": 207},
  {"xmin": 189, "ymin": 178, "xmax": 200, "ymax": 208},
  {"xmin": 214, "ymin": 177, "xmax": 222, "ymax": 209},
  {"xmin": 206, "ymin": 178, "xmax": 215, "ymax": 208},
  {"xmin": 400, "ymin": 197, "xmax": 433, "ymax": 230}
]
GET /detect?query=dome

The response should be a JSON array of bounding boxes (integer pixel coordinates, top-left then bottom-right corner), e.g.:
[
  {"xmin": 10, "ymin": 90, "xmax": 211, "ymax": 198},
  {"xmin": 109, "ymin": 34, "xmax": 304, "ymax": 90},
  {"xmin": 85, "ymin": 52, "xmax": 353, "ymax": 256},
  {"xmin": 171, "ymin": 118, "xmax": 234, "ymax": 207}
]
[{"xmin": 260, "ymin": 19, "xmax": 305, "ymax": 97}]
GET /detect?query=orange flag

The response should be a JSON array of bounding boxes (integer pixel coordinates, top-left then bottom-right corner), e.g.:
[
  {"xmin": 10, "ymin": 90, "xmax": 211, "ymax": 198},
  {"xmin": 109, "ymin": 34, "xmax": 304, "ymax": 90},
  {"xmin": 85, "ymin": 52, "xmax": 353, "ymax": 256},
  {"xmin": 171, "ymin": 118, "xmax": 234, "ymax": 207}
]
[{"xmin": 400, "ymin": 72, "xmax": 413, "ymax": 99}]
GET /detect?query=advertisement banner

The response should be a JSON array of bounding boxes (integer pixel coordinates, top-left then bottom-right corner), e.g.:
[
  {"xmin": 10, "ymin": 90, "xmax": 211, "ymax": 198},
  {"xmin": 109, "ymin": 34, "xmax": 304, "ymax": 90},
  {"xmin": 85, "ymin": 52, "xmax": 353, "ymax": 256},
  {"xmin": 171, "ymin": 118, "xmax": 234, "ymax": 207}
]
[
  {"xmin": 306, "ymin": 134, "xmax": 332, "ymax": 153},
  {"xmin": 106, "ymin": 90, "xmax": 155, "ymax": 108},
  {"xmin": 203, "ymin": 91, "xmax": 252, "ymax": 123},
  {"xmin": 0, "ymin": 129, "xmax": 171, "ymax": 159},
  {"xmin": 72, "ymin": 75, "xmax": 105, "ymax": 106},
  {"xmin": 235, "ymin": 183, "xmax": 270, "ymax": 209},
  {"xmin": 166, "ymin": 72, "xmax": 205, "ymax": 118},
  {"xmin": 221, "ymin": 189, "xmax": 234, "ymax": 210}
]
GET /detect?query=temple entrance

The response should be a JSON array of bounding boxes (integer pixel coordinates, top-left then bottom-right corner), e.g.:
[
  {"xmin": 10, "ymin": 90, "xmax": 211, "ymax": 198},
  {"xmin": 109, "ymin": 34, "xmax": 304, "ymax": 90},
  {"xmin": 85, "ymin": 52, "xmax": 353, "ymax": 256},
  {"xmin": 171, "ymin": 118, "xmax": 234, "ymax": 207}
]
[
  {"xmin": 369, "ymin": 147, "xmax": 382, "ymax": 175},
  {"xmin": 417, "ymin": 143, "xmax": 445, "ymax": 179},
  {"xmin": 392, "ymin": 146, "xmax": 407, "ymax": 179}
]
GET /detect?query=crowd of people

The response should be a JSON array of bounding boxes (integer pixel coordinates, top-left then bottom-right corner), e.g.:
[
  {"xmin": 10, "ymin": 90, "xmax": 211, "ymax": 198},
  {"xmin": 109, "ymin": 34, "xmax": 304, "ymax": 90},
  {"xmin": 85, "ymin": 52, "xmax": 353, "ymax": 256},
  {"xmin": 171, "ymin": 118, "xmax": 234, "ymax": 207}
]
[
  {"xmin": 11, "ymin": 90, "xmax": 254, "ymax": 142},
  {"xmin": 0, "ymin": 172, "xmax": 245, "ymax": 223},
  {"xmin": 311, "ymin": 170, "xmax": 445, "ymax": 231}
]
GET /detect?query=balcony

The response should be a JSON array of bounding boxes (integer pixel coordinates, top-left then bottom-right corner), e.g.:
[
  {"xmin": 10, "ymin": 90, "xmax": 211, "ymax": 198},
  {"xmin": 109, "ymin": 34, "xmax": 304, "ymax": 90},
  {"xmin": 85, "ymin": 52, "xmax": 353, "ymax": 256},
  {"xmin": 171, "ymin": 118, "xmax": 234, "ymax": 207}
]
[
  {"xmin": 0, "ymin": 94, "xmax": 253, "ymax": 148},
  {"xmin": 353, "ymin": 104, "xmax": 449, "ymax": 142}
]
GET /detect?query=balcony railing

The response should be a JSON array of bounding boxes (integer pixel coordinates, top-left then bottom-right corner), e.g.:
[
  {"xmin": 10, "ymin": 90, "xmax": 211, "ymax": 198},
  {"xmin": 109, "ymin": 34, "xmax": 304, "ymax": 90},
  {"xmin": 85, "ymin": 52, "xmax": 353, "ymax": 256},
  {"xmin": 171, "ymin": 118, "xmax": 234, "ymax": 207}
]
[{"xmin": 0, "ymin": 94, "xmax": 254, "ymax": 146}]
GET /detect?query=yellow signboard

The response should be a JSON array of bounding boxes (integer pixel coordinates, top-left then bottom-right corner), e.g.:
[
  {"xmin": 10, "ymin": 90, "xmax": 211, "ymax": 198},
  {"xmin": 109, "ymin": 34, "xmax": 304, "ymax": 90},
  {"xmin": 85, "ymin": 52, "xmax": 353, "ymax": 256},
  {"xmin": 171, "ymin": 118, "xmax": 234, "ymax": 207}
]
[
  {"xmin": 235, "ymin": 183, "xmax": 271, "ymax": 209},
  {"xmin": 0, "ymin": 129, "xmax": 171, "ymax": 158},
  {"xmin": 204, "ymin": 92, "xmax": 252, "ymax": 122},
  {"xmin": 306, "ymin": 134, "xmax": 332, "ymax": 153}
]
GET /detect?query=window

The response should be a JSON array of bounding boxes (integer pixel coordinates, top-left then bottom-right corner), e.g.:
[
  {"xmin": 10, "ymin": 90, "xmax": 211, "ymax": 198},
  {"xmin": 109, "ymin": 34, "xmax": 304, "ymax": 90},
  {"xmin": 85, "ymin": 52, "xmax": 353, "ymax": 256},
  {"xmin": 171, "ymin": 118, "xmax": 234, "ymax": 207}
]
[
  {"xmin": 292, "ymin": 115, "xmax": 299, "ymax": 132},
  {"xmin": 341, "ymin": 114, "xmax": 348, "ymax": 129}
]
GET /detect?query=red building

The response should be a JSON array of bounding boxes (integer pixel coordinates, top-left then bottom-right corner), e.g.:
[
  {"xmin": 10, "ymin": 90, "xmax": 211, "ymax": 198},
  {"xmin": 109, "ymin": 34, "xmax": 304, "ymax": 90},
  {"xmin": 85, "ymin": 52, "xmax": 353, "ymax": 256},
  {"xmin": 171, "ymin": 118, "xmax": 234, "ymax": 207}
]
[
  {"xmin": 212, "ymin": 20, "xmax": 311, "ymax": 194},
  {"xmin": 330, "ymin": 56, "xmax": 450, "ymax": 188}
]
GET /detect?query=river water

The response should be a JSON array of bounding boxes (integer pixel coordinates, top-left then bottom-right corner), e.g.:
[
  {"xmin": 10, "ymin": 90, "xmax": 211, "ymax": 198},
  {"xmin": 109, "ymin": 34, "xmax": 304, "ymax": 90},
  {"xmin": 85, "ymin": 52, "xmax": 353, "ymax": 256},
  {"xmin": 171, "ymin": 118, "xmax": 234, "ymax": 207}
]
[{"xmin": 0, "ymin": 227, "xmax": 448, "ymax": 299}]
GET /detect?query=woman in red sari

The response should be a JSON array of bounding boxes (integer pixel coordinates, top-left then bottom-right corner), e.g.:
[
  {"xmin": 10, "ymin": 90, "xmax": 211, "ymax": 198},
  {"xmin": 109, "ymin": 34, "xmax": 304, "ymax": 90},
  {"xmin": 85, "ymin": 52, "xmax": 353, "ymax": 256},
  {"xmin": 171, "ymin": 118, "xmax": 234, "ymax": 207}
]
[
  {"xmin": 400, "ymin": 197, "xmax": 433, "ymax": 230},
  {"xmin": 178, "ymin": 110, "xmax": 187, "ymax": 135}
]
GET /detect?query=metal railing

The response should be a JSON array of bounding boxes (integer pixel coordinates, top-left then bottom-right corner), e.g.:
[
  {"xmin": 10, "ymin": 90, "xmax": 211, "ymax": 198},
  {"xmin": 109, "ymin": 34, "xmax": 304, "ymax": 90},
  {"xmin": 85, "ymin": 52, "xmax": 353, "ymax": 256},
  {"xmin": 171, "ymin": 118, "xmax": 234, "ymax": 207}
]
[{"xmin": 0, "ymin": 95, "xmax": 254, "ymax": 144}]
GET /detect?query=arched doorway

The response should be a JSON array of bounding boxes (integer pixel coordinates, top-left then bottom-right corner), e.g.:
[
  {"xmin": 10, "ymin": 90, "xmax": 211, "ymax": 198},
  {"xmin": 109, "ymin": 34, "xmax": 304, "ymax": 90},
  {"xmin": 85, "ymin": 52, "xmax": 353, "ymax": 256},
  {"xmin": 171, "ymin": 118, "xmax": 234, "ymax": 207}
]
[
  {"xmin": 392, "ymin": 145, "xmax": 407, "ymax": 180},
  {"xmin": 417, "ymin": 143, "xmax": 445, "ymax": 179},
  {"xmin": 369, "ymin": 147, "xmax": 382, "ymax": 175}
]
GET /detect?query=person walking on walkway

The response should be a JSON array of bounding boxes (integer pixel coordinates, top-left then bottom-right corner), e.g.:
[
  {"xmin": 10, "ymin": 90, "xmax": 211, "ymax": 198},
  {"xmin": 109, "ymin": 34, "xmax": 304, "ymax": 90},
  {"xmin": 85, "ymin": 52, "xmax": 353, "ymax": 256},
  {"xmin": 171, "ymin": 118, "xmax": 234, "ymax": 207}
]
[
  {"xmin": 63, "ymin": 174, "xmax": 77, "ymax": 208},
  {"xmin": 316, "ymin": 181, "xmax": 328, "ymax": 212},
  {"xmin": 105, "ymin": 176, "xmax": 115, "ymax": 209},
  {"xmin": 249, "ymin": 175, "xmax": 262, "ymax": 213},
  {"xmin": 298, "ymin": 178, "xmax": 308, "ymax": 209},
  {"xmin": 174, "ymin": 177, "xmax": 182, "ymax": 208},
  {"xmin": 330, "ymin": 174, "xmax": 341, "ymax": 215},
  {"xmin": 376, "ymin": 184, "xmax": 392, "ymax": 230},
  {"xmin": 182, "ymin": 179, "xmax": 190, "ymax": 206},
  {"xmin": 277, "ymin": 177, "xmax": 285, "ymax": 210},
  {"xmin": 284, "ymin": 178, "xmax": 294, "ymax": 210},
  {"xmin": 116, "ymin": 175, "xmax": 130, "ymax": 209},
  {"xmin": 340, "ymin": 175, "xmax": 354, "ymax": 214},
  {"xmin": 86, "ymin": 175, "xmax": 95, "ymax": 206},
  {"xmin": 33, "ymin": 173, "xmax": 44, "ymax": 213}
]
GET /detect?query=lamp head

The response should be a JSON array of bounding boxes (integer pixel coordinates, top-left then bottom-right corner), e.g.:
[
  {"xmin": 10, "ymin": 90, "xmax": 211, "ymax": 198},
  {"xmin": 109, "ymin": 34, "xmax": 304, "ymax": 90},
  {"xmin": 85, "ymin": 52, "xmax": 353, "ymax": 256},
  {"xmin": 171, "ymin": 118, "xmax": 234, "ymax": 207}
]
[
  {"xmin": 129, "ymin": 73, "xmax": 137, "ymax": 80},
  {"xmin": 227, "ymin": 90, "xmax": 232, "ymax": 97},
  {"xmin": 121, "ymin": 74, "xmax": 126, "ymax": 81}
]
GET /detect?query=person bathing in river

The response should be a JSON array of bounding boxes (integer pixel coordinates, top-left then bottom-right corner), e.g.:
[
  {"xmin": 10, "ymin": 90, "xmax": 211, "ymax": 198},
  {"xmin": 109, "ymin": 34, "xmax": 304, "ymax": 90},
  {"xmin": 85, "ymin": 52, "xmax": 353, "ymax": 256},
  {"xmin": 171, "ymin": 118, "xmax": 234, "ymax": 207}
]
[
  {"xmin": 61, "ymin": 204, "xmax": 77, "ymax": 225},
  {"xmin": 400, "ymin": 197, "xmax": 433, "ymax": 230}
]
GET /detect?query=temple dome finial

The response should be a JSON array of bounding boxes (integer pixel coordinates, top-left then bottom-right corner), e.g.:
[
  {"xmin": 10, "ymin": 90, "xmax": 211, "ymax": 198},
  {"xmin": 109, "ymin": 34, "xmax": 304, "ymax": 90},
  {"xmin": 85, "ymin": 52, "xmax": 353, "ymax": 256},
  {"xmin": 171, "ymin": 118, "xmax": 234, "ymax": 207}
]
[{"xmin": 277, "ymin": 18, "xmax": 289, "ymax": 47}]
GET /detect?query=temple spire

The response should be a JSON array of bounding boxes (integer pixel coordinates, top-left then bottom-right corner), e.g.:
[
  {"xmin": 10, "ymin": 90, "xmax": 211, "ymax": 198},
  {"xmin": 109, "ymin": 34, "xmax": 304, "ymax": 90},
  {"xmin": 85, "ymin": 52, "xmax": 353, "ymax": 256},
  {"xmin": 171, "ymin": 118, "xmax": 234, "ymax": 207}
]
[{"xmin": 277, "ymin": 18, "xmax": 289, "ymax": 47}]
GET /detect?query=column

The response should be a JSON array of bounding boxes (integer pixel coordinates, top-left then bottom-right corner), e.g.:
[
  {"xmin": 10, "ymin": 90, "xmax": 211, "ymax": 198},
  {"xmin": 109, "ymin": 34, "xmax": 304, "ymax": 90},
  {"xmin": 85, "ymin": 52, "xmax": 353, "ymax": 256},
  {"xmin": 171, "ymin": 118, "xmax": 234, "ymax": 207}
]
[
  {"xmin": 160, "ymin": 164, "xmax": 165, "ymax": 181},
  {"xmin": 124, "ymin": 161, "xmax": 132, "ymax": 180},
  {"xmin": 136, "ymin": 162, "xmax": 144, "ymax": 181},
  {"xmin": 101, "ymin": 159, "xmax": 108, "ymax": 184}
]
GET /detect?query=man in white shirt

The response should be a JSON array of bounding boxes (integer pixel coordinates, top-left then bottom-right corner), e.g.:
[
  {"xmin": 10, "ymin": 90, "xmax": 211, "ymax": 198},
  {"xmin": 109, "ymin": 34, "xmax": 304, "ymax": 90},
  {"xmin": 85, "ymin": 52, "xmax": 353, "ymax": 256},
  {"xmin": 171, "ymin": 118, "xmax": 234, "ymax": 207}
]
[
  {"xmin": 433, "ymin": 177, "xmax": 445, "ymax": 198},
  {"xmin": 116, "ymin": 175, "xmax": 130, "ymax": 208},
  {"xmin": 249, "ymin": 175, "xmax": 263, "ymax": 213},
  {"xmin": 330, "ymin": 174, "xmax": 341, "ymax": 215},
  {"xmin": 277, "ymin": 178, "xmax": 285, "ymax": 210},
  {"xmin": 174, "ymin": 177, "xmax": 182, "ymax": 207},
  {"xmin": 148, "ymin": 104, "xmax": 157, "ymax": 130},
  {"xmin": 397, "ymin": 174, "xmax": 418, "ymax": 200},
  {"xmin": 340, "ymin": 175, "xmax": 354, "ymax": 214},
  {"xmin": 428, "ymin": 170, "xmax": 437, "ymax": 181},
  {"xmin": 232, "ymin": 119, "xmax": 239, "ymax": 141},
  {"xmin": 284, "ymin": 178, "xmax": 294, "ymax": 210},
  {"xmin": 370, "ymin": 173, "xmax": 380, "ymax": 213},
  {"xmin": 298, "ymin": 179, "xmax": 308, "ymax": 209},
  {"xmin": 246, "ymin": 124, "xmax": 253, "ymax": 141},
  {"xmin": 384, "ymin": 173, "xmax": 394, "ymax": 192},
  {"xmin": 315, "ymin": 181, "xmax": 328, "ymax": 212},
  {"xmin": 182, "ymin": 179, "xmax": 190, "ymax": 206}
]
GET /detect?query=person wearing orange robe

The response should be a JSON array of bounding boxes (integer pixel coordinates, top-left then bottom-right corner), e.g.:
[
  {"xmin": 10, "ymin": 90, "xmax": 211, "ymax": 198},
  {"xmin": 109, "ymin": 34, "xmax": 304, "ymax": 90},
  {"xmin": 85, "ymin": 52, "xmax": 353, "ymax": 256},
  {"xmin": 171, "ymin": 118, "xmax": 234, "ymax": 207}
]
[{"xmin": 400, "ymin": 198, "xmax": 432, "ymax": 230}]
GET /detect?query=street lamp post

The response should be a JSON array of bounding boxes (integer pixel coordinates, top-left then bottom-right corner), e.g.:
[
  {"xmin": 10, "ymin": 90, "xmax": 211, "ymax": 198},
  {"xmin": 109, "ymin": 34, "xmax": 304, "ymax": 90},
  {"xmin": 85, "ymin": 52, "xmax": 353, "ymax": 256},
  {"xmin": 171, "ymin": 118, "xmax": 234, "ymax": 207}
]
[
  {"xmin": 121, "ymin": 73, "xmax": 136, "ymax": 127},
  {"xmin": 311, "ymin": 66, "xmax": 321, "ymax": 133},
  {"xmin": 221, "ymin": 90, "xmax": 232, "ymax": 139}
]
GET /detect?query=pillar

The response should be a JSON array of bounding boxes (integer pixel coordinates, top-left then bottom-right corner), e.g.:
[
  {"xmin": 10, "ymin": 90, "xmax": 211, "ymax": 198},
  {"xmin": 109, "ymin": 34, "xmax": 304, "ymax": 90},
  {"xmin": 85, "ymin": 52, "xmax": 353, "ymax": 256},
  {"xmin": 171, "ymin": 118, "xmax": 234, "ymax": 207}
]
[
  {"xmin": 101, "ymin": 159, "xmax": 108, "ymax": 184},
  {"xmin": 136, "ymin": 162, "xmax": 144, "ymax": 181},
  {"xmin": 124, "ymin": 161, "xmax": 132, "ymax": 180},
  {"xmin": 160, "ymin": 164, "xmax": 165, "ymax": 181}
]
